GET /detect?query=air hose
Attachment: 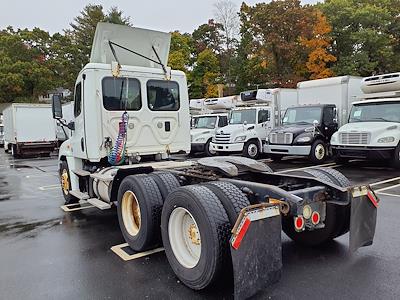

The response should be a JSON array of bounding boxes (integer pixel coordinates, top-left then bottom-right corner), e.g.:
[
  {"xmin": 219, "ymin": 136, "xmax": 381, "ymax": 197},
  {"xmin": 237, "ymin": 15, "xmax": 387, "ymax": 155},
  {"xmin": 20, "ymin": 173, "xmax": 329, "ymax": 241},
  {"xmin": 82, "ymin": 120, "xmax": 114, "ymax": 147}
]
[{"xmin": 108, "ymin": 111, "xmax": 129, "ymax": 165}]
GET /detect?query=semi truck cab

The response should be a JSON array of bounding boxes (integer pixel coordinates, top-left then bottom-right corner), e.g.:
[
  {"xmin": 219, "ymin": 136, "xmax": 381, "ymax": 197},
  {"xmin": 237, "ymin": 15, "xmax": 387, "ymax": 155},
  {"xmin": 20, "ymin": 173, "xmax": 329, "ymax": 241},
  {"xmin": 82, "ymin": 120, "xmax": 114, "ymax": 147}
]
[
  {"xmin": 190, "ymin": 113, "xmax": 228, "ymax": 156},
  {"xmin": 210, "ymin": 105, "xmax": 273, "ymax": 159},
  {"xmin": 265, "ymin": 104, "xmax": 338, "ymax": 162},
  {"xmin": 331, "ymin": 72, "xmax": 400, "ymax": 167}
]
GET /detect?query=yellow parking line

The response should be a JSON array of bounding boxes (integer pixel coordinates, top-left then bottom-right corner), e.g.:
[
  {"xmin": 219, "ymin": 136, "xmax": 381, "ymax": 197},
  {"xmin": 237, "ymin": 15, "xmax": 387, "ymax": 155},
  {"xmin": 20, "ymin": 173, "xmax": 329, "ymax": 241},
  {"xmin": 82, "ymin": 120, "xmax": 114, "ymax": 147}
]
[{"xmin": 111, "ymin": 243, "xmax": 164, "ymax": 261}]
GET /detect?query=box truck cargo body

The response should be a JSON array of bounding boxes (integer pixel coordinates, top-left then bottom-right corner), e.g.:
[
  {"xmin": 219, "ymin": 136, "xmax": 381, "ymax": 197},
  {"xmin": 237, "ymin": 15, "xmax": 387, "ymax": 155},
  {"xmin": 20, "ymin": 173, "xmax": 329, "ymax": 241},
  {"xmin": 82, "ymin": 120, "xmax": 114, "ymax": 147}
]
[{"xmin": 3, "ymin": 103, "xmax": 57, "ymax": 157}]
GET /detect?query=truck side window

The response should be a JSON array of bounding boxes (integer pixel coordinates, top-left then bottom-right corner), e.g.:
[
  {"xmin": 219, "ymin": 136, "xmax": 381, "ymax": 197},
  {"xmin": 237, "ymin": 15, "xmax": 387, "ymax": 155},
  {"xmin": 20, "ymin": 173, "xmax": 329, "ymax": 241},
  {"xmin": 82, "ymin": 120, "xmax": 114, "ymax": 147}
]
[
  {"xmin": 323, "ymin": 107, "xmax": 335, "ymax": 125},
  {"xmin": 74, "ymin": 82, "xmax": 82, "ymax": 117},
  {"xmin": 218, "ymin": 116, "xmax": 228, "ymax": 127},
  {"xmin": 102, "ymin": 77, "xmax": 141, "ymax": 111},
  {"xmin": 147, "ymin": 80, "xmax": 180, "ymax": 111},
  {"xmin": 258, "ymin": 110, "xmax": 270, "ymax": 123}
]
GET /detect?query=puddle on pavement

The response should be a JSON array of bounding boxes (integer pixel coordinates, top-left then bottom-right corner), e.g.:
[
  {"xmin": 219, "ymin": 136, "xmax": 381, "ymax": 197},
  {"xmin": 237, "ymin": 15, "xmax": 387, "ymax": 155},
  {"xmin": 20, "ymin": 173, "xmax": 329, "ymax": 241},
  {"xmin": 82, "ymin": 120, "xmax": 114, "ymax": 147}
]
[
  {"xmin": 0, "ymin": 175, "xmax": 12, "ymax": 201},
  {"xmin": 0, "ymin": 218, "xmax": 61, "ymax": 238}
]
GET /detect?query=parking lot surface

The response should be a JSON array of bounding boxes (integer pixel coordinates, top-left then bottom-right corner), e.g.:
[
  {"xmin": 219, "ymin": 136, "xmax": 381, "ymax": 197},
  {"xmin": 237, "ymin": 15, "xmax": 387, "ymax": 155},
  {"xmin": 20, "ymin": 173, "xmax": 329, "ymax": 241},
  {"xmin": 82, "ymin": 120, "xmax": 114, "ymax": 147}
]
[{"xmin": 1, "ymin": 151, "xmax": 400, "ymax": 299}]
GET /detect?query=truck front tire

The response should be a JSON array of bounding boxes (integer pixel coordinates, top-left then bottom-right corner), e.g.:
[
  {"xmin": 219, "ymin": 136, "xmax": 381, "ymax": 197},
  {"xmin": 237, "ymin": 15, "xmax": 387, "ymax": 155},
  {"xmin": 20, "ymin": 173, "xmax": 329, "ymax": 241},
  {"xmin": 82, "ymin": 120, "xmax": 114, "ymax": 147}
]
[
  {"xmin": 161, "ymin": 185, "xmax": 231, "ymax": 290},
  {"xmin": 243, "ymin": 140, "xmax": 260, "ymax": 159},
  {"xmin": 204, "ymin": 139, "xmax": 216, "ymax": 157},
  {"xmin": 59, "ymin": 160, "xmax": 79, "ymax": 205},
  {"xmin": 310, "ymin": 140, "xmax": 327, "ymax": 163},
  {"xmin": 117, "ymin": 175, "xmax": 163, "ymax": 252}
]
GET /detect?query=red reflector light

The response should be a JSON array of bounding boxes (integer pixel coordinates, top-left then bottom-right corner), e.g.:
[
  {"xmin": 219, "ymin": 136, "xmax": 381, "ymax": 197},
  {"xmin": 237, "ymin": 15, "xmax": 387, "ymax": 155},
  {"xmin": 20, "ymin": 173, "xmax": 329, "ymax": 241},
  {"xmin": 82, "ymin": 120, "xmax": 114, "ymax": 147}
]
[
  {"xmin": 294, "ymin": 216, "xmax": 305, "ymax": 231},
  {"xmin": 311, "ymin": 211, "xmax": 320, "ymax": 225},
  {"xmin": 367, "ymin": 191, "xmax": 379, "ymax": 208}
]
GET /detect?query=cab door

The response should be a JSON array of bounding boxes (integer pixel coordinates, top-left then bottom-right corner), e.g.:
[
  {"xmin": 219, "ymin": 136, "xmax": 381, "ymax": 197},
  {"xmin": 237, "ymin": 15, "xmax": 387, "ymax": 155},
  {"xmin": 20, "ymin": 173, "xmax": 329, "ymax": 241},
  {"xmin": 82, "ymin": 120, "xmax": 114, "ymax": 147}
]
[
  {"xmin": 70, "ymin": 78, "xmax": 88, "ymax": 159},
  {"xmin": 256, "ymin": 109, "xmax": 273, "ymax": 140}
]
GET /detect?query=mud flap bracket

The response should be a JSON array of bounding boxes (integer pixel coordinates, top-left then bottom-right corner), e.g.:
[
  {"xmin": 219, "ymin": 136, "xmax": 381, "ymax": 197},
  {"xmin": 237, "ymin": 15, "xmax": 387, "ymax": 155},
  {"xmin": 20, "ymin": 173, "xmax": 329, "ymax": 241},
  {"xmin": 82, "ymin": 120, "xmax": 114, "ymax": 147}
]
[{"xmin": 230, "ymin": 204, "xmax": 282, "ymax": 300}]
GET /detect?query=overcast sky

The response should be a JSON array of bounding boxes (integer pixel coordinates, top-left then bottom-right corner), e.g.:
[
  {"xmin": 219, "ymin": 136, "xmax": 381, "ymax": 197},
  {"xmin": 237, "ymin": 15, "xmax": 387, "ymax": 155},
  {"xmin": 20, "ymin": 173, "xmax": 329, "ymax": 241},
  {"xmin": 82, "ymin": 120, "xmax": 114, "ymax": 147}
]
[{"xmin": 0, "ymin": 0, "xmax": 320, "ymax": 34}]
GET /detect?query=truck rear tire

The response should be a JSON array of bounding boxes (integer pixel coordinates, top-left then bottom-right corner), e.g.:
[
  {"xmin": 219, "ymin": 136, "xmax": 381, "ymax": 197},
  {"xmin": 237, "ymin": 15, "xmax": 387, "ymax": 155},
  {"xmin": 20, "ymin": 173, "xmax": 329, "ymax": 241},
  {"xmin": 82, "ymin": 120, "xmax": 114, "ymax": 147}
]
[
  {"xmin": 243, "ymin": 140, "xmax": 260, "ymax": 159},
  {"xmin": 117, "ymin": 175, "xmax": 163, "ymax": 252},
  {"xmin": 282, "ymin": 168, "xmax": 350, "ymax": 246},
  {"xmin": 161, "ymin": 185, "xmax": 231, "ymax": 290},
  {"xmin": 149, "ymin": 171, "xmax": 181, "ymax": 201},
  {"xmin": 202, "ymin": 181, "xmax": 250, "ymax": 226},
  {"xmin": 309, "ymin": 140, "xmax": 327, "ymax": 163},
  {"xmin": 59, "ymin": 160, "xmax": 79, "ymax": 205},
  {"xmin": 11, "ymin": 144, "xmax": 19, "ymax": 158}
]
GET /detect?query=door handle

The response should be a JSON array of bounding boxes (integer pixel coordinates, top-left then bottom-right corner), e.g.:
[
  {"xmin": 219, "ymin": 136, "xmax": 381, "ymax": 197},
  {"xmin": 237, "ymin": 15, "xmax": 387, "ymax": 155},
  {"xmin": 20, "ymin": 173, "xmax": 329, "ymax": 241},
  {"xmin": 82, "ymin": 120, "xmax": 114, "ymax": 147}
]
[{"xmin": 81, "ymin": 137, "xmax": 85, "ymax": 152}]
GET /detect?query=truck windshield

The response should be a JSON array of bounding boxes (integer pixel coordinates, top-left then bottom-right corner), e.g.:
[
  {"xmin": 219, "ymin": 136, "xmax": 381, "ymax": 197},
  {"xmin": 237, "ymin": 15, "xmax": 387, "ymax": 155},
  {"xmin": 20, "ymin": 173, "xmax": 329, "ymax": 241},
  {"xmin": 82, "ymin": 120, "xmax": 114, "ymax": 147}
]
[
  {"xmin": 230, "ymin": 109, "xmax": 256, "ymax": 124},
  {"xmin": 283, "ymin": 107, "xmax": 322, "ymax": 125},
  {"xmin": 349, "ymin": 102, "xmax": 400, "ymax": 123},
  {"xmin": 193, "ymin": 116, "xmax": 217, "ymax": 129}
]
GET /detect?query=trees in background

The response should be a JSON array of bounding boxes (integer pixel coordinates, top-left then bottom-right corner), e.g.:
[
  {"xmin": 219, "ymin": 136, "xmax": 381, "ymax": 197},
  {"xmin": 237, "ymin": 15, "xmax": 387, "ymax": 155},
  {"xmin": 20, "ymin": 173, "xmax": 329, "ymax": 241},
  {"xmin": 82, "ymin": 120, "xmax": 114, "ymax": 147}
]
[{"xmin": 1, "ymin": 0, "xmax": 400, "ymax": 102}]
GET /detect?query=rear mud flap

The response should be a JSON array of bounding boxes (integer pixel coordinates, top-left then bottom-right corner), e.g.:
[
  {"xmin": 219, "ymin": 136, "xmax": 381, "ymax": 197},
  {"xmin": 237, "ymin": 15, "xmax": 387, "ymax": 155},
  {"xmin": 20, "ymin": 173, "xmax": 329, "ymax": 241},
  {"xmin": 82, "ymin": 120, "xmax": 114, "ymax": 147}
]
[
  {"xmin": 230, "ymin": 204, "xmax": 282, "ymax": 300},
  {"xmin": 349, "ymin": 187, "xmax": 378, "ymax": 252}
]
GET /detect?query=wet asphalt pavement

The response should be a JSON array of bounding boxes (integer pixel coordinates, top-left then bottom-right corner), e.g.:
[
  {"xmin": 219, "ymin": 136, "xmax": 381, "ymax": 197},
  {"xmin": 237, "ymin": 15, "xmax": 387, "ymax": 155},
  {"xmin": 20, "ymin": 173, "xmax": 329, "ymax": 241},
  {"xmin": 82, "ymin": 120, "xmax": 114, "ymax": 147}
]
[{"xmin": 1, "ymin": 151, "xmax": 400, "ymax": 299}]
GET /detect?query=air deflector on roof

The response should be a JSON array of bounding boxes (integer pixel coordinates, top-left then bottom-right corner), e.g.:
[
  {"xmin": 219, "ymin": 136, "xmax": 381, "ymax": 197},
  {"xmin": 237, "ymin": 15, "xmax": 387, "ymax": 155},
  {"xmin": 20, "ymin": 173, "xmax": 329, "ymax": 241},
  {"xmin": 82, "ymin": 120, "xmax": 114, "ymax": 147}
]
[{"xmin": 90, "ymin": 22, "xmax": 171, "ymax": 69}]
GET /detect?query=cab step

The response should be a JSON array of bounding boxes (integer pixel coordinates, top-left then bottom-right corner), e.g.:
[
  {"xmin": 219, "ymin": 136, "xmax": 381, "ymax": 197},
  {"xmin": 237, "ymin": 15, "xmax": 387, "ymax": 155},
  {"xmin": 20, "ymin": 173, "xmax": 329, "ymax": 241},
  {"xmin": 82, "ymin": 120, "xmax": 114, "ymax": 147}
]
[
  {"xmin": 69, "ymin": 190, "xmax": 90, "ymax": 200},
  {"xmin": 72, "ymin": 169, "xmax": 91, "ymax": 177},
  {"xmin": 87, "ymin": 198, "xmax": 112, "ymax": 210}
]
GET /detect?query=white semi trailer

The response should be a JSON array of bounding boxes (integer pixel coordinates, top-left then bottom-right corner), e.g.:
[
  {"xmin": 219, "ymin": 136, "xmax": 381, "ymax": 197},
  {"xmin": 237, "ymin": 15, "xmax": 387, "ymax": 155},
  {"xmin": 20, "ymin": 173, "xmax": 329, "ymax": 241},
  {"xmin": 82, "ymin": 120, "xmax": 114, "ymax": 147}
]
[
  {"xmin": 3, "ymin": 103, "xmax": 57, "ymax": 157},
  {"xmin": 331, "ymin": 72, "xmax": 400, "ymax": 167},
  {"xmin": 53, "ymin": 23, "xmax": 378, "ymax": 299}
]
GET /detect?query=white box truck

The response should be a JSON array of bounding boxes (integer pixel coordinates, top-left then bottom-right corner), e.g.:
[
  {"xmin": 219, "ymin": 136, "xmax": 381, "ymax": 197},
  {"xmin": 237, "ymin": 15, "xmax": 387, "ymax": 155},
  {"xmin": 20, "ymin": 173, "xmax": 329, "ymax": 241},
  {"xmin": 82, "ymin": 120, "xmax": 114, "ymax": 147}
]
[
  {"xmin": 51, "ymin": 23, "xmax": 378, "ymax": 299},
  {"xmin": 210, "ymin": 88, "xmax": 298, "ymax": 159},
  {"xmin": 331, "ymin": 72, "xmax": 400, "ymax": 167},
  {"xmin": 265, "ymin": 76, "xmax": 362, "ymax": 162},
  {"xmin": 3, "ymin": 103, "xmax": 57, "ymax": 157}
]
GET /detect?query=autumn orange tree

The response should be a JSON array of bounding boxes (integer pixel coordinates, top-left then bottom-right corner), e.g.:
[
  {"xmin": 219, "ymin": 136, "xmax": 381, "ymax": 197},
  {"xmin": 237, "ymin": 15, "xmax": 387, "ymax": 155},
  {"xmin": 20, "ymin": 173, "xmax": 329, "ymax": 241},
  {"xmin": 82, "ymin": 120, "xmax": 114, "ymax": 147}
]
[
  {"xmin": 234, "ymin": 0, "xmax": 336, "ymax": 89},
  {"xmin": 301, "ymin": 10, "xmax": 337, "ymax": 79}
]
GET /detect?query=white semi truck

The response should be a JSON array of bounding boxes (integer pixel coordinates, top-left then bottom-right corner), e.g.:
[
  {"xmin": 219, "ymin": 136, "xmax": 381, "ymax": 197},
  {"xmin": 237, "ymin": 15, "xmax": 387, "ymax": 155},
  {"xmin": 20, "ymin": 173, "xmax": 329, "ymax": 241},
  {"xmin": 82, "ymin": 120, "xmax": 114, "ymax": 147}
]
[
  {"xmin": 210, "ymin": 88, "xmax": 298, "ymax": 159},
  {"xmin": 331, "ymin": 72, "xmax": 400, "ymax": 167},
  {"xmin": 265, "ymin": 76, "xmax": 362, "ymax": 162},
  {"xmin": 53, "ymin": 23, "xmax": 378, "ymax": 299},
  {"xmin": 3, "ymin": 103, "xmax": 58, "ymax": 157},
  {"xmin": 190, "ymin": 113, "xmax": 228, "ymax": 156}
]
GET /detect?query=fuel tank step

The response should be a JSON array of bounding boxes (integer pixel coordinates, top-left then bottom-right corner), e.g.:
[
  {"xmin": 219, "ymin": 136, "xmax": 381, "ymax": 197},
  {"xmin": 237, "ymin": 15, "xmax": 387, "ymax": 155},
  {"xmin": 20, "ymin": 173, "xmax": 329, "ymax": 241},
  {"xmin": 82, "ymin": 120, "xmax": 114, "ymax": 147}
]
[
  {"xmin": 69, "ymin": 190, "xmax": 90, "ymax": 200},
  {"xmin": 87, "ymin": 198, "xmax": 112, "ymax": 210}
]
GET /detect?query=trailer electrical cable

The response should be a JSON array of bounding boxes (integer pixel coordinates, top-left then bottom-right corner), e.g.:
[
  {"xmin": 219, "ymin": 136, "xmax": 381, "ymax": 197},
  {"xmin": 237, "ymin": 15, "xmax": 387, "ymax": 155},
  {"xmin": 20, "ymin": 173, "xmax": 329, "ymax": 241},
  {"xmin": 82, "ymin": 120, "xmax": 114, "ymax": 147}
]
[{"xmin": 108, "ymin": 111, "xmax": 129, "ymax": 165}]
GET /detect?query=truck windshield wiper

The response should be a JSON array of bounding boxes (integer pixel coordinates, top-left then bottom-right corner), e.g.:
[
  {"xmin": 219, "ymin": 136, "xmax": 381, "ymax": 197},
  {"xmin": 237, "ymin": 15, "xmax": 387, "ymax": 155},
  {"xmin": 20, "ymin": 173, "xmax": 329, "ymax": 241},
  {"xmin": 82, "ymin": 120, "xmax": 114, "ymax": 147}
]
[
  {"xmin": 367, "ymin": 117, "xmax": 393, "ymax": 122},
  {"xmin": 294, "ymin": 121, "xmax": 310, "ymax": 125}
]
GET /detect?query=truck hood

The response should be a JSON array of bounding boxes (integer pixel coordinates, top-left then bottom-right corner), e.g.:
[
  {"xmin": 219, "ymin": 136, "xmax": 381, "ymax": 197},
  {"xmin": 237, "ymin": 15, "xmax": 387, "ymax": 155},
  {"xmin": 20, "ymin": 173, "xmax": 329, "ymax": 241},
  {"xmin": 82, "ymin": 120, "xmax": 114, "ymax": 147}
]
[
  {"xmin": 270, "ymin": 124, "xmax": 312, "ymax": 135},
  {"xmin": 338, "ymin": 122, "xmax": 399, "ymax": 133},
  {"xmin": 191, "ymin": 128, "xmax": 215, "ymax": 137},
  {"xmin": 217, "ymin": 124, "xmax": 250, "ymax": 135}
]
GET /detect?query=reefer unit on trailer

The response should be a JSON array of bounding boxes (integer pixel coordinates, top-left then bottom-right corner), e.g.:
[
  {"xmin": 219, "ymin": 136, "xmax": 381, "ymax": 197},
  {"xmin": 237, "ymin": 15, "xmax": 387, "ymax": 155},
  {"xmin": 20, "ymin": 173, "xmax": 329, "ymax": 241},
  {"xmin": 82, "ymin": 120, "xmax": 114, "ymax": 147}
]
[{"xmin": 3, "ymin": 103, "xmax": 57, "ymax": 157}]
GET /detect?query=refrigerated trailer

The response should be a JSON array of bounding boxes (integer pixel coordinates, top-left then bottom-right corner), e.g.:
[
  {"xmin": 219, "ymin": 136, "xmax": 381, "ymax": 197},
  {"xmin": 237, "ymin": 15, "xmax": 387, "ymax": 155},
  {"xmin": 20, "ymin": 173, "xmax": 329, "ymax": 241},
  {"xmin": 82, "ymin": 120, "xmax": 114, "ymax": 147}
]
[
  {"xmin": 3, "ymin": 103, "xmax": 57, "ymax": 157},
  {"xmin": 53, "ymin": 23, "xmax": 378, "ymax": 299}
]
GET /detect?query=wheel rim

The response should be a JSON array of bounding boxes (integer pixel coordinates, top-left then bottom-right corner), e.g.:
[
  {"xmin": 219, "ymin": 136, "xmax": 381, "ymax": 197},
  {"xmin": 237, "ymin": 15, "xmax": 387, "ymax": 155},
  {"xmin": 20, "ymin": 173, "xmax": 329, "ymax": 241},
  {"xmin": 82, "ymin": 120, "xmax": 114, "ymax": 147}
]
[
  {"xmin": 121, "ymin": 191, "xmax": 141, "ymax": 237},
  {"xmin": 168, "ymin": 207, "xmax": 201, "ymax": 269},
  {"xmin": 61, "ymin": 169, "xmax": 70, "ymax": 195},
  {"xmin": 315, "ymin": 144, "xmax": 325, "ymax": 160},
  {"xmin": 247, "ymin": 143, "xmax": 258, "ymax": 157},
  {"xmin": 208, "ymin": 144, "xmax": 216, "ymax": 155}
]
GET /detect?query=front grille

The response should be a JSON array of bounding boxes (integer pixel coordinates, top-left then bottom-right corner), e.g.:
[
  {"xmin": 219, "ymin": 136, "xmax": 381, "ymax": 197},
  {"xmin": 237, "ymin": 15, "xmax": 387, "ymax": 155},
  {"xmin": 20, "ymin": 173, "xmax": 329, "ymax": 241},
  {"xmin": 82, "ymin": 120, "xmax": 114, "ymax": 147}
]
[
  {"xmin": 215, "ymin": 133, "xmax": 231, "ymax": 144},
  {"xmin": 270, "ymin": 132, "xmax": 293, "ymax": 144},
  {"xmin": 339, "ymin": 132, "xmax": 370, "ymax": 145}
]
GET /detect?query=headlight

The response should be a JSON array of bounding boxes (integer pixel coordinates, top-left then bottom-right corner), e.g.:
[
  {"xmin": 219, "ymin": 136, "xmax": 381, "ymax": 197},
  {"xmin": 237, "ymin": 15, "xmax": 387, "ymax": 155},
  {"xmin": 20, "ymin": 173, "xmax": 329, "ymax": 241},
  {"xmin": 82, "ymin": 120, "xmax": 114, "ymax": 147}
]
[
  {"xmin": 296, "ymin": 136, "xmax": 312, "ymax": 143},
  {"xmin": 234, "ymin": 136, "xmax": 246, "ymax": 142},
  {"xmin": 377, "ymin": 136, "xmax": 395, "ymax": 143},
  {"xmin": 195, "ymin": 137, "xmax": 206, "ymax": 142}
]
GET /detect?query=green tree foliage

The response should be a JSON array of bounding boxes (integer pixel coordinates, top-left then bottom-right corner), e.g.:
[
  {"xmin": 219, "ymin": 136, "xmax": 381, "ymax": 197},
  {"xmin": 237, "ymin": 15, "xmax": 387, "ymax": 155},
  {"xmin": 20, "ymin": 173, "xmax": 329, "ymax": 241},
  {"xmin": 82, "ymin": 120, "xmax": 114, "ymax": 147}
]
[
  {"xmin": 168, "ymin": 31, "xmax": 194, "ymax": 72},
  {"xmin": 321, "ymin": 0, "xmax": 400, "ymax": 76}
]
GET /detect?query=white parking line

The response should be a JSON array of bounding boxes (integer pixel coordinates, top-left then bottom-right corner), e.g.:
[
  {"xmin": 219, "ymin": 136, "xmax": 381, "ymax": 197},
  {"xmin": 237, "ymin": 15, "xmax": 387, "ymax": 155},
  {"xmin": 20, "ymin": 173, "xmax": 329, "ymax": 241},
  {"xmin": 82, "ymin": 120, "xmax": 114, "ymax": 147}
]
[
  {"xmin": 39, "ymin": 184, "xmax": 59, "ymax": 191},
  {"xmin": 374, "ymin": 183, "xmax": 400, "ymax": 193},
  {"xmin": 276, "ymin": 162, "xmax": 339, "ymax": 174},
  {"xmin": 111, "ymin": 243, "xmax": 164, "ymax": 261},
  {"xmin": 376, "ymin": 191, "xmax": 400, "ymax": 198},
  {"xmin": 370, "ymin": 176, "xmax": 400, "ymax": 187},
  {"xmin": 26, "ymin": 173, "xmax": 57, "ymax": 178}
]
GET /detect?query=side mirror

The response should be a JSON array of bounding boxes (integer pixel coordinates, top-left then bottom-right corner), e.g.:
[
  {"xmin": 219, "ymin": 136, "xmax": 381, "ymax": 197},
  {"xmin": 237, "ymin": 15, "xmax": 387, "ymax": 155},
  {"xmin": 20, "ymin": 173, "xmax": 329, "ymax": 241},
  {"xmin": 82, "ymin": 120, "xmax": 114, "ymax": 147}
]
[
  {"xmin": 52, "ymin": 95, "xmax": 63, "ymax": 119},
  {"xmin": 313, "ymin": 120, "xmax": 319, "ymax": 127},
  {"xmin": 67, "ymin": 121, "xmax": 75, "ymax": 131}
]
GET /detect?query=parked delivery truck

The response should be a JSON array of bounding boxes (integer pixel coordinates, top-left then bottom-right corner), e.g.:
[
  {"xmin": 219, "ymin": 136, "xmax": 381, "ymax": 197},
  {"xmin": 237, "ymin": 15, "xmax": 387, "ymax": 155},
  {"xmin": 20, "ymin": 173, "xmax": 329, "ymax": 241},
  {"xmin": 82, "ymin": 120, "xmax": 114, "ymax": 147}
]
[
  {"xmin": 4, "ymin": 103, "xmax": 57, "ymax": 157},
  {"xmin": 210, "ymin": 88, "xmax": 298, "ymax": 159},
  {"xmin": 331, "ymin": 72, "xmax": 400, "ymax": 167},
  {"xmin": 265, "ymin": 76, "xmax": 363, "ymax": 162},
  {"xmin": 52, "ymin": 22, "xmax": 378, "ymax": 299}
]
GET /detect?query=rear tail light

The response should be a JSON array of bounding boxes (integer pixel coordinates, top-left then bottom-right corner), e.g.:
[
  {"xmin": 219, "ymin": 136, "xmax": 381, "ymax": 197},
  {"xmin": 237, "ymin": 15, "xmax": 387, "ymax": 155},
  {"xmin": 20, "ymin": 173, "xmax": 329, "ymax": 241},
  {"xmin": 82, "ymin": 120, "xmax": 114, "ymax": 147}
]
[
  {"xmin": 294, "ymin": 216, "xmax": 305, "ymax": 232},
  {"xmin": 311, "ymin": 211, "xmax": 320, "ymax": 225}
]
